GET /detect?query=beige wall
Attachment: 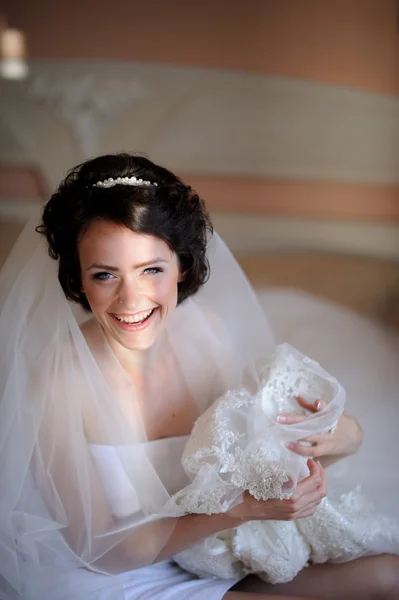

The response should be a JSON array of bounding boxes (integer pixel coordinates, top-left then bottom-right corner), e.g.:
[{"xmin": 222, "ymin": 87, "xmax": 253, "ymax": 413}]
[
  {"xmin": 184, "ymin": 177, "xmax": 399, "ymax": 222},
  {"xmin": 3, "ymin": 0, "xmax": 398, "ymax": 95},
  {"xmin": 1, "ymin": 1, "xmax": 398, "ymax": 260}
]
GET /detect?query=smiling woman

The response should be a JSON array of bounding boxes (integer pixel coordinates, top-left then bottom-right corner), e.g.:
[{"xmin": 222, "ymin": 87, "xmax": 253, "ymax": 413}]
[
  {"xmin": 0, "ymin": 153, "xmax": 277, "ymax": 600},
  {"xmin": 37, "ymin": 154, "xmax": 212, "ymax": 311},
  {"xmin": 1, "ymin": 153, "xmax": 398, "ymax": 600},
  {"xmin": 36, "ymin": 153, "xmax": 212, "ymax": 364},
  {"xmin": 79, "ymin": 223, "xmax": 181, "ymax": 354}
]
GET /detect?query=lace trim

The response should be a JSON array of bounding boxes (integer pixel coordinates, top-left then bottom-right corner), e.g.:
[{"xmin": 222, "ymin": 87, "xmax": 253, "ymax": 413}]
[
  {"xmin": 175, "ymin": 488, "xmax": 399, "ymax": 584},
  {"xmin": 173, "ymin": 346, "xmax": 398, "ymax": 583}
]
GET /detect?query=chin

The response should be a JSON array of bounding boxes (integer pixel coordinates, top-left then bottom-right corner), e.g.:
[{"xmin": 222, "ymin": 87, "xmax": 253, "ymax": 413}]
[
  {"xmin": 113, "ymin": 327, "xmax": 160, "ymax": 351},
  {"xmin": 119, "ymin": 337, "xmax": 157, "ymax": 352}
]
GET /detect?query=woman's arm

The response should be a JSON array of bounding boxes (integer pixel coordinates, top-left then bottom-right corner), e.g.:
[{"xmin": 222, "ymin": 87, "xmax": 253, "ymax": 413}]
[
  {"xmin": 278, "ymin": 397, "xmax": 363, "ymax": 467},
  {"xmin": 123, "ymin": 459, "xmax": 325, "ymax": 563},
  {"xmin": 37, "ymin": 421, "xmax": 324, "ymax": 569},
  {"xmin": 313, "ymin": 410, "xmax": 363, "ymax": 468},
  {"xmin": 37, "ymin": 394, "xmax": 325, "ymax": 570}
]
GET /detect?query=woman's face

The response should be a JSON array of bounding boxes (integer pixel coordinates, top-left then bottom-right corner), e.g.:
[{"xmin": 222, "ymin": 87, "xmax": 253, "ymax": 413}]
[{"xmin": 79, "ymin": 219, "xmax": 181, "ymax": 352}]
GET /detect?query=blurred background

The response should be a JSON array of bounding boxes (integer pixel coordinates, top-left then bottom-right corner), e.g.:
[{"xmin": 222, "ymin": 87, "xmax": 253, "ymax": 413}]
[{"xmin": 0, "ymin": 0, "xmax": 398, "ymax": 325}]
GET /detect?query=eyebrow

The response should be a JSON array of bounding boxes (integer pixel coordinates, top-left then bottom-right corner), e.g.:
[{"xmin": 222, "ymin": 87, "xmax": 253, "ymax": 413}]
[{"xmin": 86, "ymin": 258, "xmax": 169, "ymax": 271}]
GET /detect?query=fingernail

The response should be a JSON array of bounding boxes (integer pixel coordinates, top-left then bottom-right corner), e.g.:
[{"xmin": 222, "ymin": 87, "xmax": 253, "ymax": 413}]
[
  {"xmin": 287, "ymin": 442, "xmax": 295, "ymax": 449},
  {"xmin": 277, "ymin": 415, "xmax": 287, "ymax": 423},
  {"xmin": 315, "ymin": 401, "xmax": 322, "ymax": 410}
]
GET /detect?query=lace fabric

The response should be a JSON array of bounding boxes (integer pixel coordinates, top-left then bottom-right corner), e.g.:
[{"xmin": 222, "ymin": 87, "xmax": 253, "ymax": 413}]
[
  {"xmin": 174, "ymin": 344, "xmax": 344, "ymax": 513},
  {"xmin": 173, "ymin": 344, "xmax": 399, "ymax": 584}
]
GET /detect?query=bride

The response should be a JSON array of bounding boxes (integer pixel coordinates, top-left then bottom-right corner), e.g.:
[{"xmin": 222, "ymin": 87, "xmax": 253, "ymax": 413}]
[{"xmin": 0, "ymin": 153, "xmax": 398, "ymax": 600}]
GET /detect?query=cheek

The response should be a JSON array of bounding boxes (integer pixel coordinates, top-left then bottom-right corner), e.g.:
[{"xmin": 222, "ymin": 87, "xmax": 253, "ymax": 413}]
[
  {"xmin": 83, "ymin": 281, "xmax": 116, "ymax": 311},
  {"xmin": 154, "ymin": 277, "xmax": 179, "ymax": 307}
]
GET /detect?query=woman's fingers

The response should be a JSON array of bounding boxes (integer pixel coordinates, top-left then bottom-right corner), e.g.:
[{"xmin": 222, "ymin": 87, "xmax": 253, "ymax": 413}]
[
  {"xmin": 301, "ymin": 484, "xmax": 326, "ymax": 509},
  {"xmin": 286, "ymin": 441, "xmax": 320, "ymax": 457},
  {"xmin": 301, "ymin": 460, "xmax": 325, "ymax": 496},
  {"xmin": 287, "ymin": 461, "xmax": 326, "ymax": 517},
  {"xmin": 296, "ymin": 396, "xmax": 327, "ymax": 412},
  {"xmin": 240, "ymin": 460, "xmax": 326, "ymax": 522},
  {"xmin": 293, "ymin": 496, "xmax": 324, "ymax": 517},
  {"xmin": 308, "ymin": 457, "xmax": 320, "ymax": 476},
  {"xmin": 287, "ymin": 433, "xmax": 333, "ymax": 456},
  {"xmin": 299, "ymin": 434, "xmax": 322, "ymax": 445},
  {"xmin": 281, "ymin": 476, "xmax": 295, "ymax": 491},
  {"xmin": 291, "ymin": 459, "xmax": 321, "ymax": 498},
  {"xmin": 277, "ymin": 397, "xmax": 327, "ymax": 424},
  {"xmin": 277, "ymin": 414, "xmax": 307, "ymax": 424},
  {"xmin": 294, "ymin": 506, "xmax": 320, "ymax": 519}
]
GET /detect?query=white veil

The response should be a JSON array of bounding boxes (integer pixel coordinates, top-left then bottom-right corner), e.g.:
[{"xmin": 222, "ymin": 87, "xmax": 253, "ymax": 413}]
[{"xmin": 0, "ymin": 210, "xmax": 276, "ymax": 600}]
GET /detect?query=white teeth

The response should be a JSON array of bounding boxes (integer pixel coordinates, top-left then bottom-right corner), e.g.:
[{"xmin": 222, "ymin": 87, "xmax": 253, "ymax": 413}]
[{"xmin": 114, "ymin": 309, "xmax": 154, "ymax": 324}]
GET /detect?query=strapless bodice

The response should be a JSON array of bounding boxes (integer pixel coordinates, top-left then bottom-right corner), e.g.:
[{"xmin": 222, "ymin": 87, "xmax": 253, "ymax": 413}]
[{"xmin": 89, "ymin": 435, "xmax": 189, "ymax": 519}]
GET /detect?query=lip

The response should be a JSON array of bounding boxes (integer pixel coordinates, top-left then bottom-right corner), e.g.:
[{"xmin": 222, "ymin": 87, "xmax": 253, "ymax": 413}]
[{"xmin": 109, "ymin": 307, "xmax": 159, "ymax": 332}]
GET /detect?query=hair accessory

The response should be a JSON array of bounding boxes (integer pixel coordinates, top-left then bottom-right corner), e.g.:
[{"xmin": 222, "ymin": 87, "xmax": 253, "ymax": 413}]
[{"xmin": 94, "ymin": 176, "xmax": 157, "ymax": 189}]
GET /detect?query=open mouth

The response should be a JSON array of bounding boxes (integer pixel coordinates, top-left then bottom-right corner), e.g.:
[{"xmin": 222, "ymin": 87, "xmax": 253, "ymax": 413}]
[{"xmin": 111, "ymin": 307, "xmax": 158, "ymax": 330}]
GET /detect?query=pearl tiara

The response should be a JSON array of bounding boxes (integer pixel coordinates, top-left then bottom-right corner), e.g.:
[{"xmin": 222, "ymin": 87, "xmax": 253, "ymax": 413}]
[{"xmin": 94, "ymin": 176, "xmax": 158, "ymax": 189}]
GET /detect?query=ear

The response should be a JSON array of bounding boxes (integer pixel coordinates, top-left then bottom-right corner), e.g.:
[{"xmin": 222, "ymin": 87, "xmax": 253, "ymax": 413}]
[{"xmin": 177, "ymin": 270, "xmax": 185, "ymax": 283}]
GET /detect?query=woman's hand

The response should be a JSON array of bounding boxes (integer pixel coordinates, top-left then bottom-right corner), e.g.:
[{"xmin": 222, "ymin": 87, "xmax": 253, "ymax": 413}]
[
  {"xmin": 278, "ymin": 397, "xmax": 363, "ymax": 467},
  {"xmin": 228, "ymin": 458, "xmax": 326, "ymax": 523}
]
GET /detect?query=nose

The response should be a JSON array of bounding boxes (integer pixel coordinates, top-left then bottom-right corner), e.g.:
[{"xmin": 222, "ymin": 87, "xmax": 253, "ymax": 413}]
[{"xmin": 118, "ymin": 278, "xmax": 141, "ymax": 308}]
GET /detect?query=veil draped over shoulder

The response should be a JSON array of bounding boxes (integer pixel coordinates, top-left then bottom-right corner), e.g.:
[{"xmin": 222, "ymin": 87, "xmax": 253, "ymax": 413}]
[
  {"xmin": 2, "ymin": 209, "xmax": 398, "ymax": 600},
  {"xmin": 0, "ymin": 210, "xmax": 277, "ymax": 600}
]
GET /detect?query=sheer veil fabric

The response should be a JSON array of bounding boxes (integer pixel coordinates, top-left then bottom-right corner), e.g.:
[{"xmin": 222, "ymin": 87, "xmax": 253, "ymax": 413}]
[
  {"xmin": 2, "ymin": 211, "xmax": 399, "ymax": 600},
  {"xmin": 0, "ymin": 211, "xmax": 276, "ymax": 599}
]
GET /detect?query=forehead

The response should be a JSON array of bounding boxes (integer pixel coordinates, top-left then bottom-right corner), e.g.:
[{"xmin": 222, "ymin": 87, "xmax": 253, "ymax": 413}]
[{"xmin": 78, "ymin": 219, "xmax": 174, "ymax": 263}]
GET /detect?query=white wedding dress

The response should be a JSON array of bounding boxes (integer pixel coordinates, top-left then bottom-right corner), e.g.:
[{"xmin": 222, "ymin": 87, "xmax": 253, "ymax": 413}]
[
  {"xmin": 77, "ymin": 289, "xmax": 399, "ymax": 599},
  {"xmin": 21, "ymin": 437, "xmax": 240, "ymax": 600},
  {"xmin": 88, "ymin": 438, "xmax": 240, "ymax": 600},
  {"xmin": 172, "ymin": 342, "xmax": 399, "ymax": 583},
  {"xmin": 5, "ymin": 288, "xmax": 399, "ymax": 600}
]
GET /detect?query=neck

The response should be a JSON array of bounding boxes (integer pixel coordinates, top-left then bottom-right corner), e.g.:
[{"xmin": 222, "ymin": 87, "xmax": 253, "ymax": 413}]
[{"xmin": 105, "ymin": 330, "xmax": 167, "ymax": 380}]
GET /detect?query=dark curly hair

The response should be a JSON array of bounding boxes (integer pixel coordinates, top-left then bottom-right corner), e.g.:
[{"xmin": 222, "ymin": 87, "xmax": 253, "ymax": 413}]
[{"xmin": 37, "ymin": 153, "xmax": 213, "ymax": 311}]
